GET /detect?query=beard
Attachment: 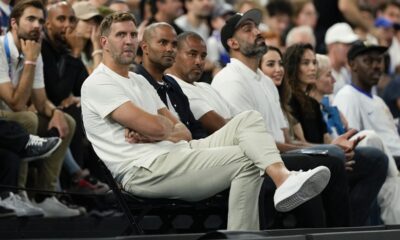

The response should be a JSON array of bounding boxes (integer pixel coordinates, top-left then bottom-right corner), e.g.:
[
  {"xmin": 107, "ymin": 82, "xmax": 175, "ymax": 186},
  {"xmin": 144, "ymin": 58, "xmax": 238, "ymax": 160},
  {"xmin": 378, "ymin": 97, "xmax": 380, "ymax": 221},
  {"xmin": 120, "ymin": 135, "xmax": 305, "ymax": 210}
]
[
  {"xmin": 239, "ymin": 36, "xmax": 268, "ymax": 58},
  {"xmin": 18, "ymin": 29, "xmax": 40, "ymax": 42}
]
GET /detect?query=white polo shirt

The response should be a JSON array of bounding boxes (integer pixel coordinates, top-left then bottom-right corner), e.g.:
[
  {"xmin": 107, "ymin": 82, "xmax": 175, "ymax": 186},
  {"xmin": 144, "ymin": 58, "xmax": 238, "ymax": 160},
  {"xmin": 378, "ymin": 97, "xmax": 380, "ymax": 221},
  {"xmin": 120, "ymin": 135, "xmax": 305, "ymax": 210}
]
[
  {"xmin": 81, "ymin": 63, "xmax": 189, "ymax": 184},
  {"xmin": 334, "ymin": 84, "xmax": 400, "ymax": 156},
  {"xmin": 170, "ymin": 74, "xmax": 239, "ymax": 120},
  {"xmin": 212, "ymin": 58, "xmax": 287, "ymax": 143},
  {"xmin": 0, "ymin": 32, "xmax": 45, "ymax": 110}
]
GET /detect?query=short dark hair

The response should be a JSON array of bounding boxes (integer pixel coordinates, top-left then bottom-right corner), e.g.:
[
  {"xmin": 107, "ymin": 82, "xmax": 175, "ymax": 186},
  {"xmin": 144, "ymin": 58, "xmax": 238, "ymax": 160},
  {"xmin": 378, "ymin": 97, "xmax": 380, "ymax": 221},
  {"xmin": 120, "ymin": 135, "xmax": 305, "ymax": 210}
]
[
  {"xmin": 266, "ymin": 0, "xmax": 293, "ymax": 17},
  {"xmin": 177, "ymin": 31, "xmax": 204, "ymax": 50},
  {"xmin": 100, "ymin": 11, "xmax": 137, "ymax": 36},
  {"xmin": 9, "ymin": 0, "xmax": 45, "ymax": 31}
]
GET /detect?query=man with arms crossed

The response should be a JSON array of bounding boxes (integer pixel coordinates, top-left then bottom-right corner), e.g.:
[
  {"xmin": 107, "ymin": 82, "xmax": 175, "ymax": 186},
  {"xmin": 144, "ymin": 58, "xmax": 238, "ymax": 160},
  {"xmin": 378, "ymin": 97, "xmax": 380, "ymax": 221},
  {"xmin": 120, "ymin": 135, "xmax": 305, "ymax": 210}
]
[{"xmin": 81, "ymin": 12, "xmax": 330, "ymax": 230}]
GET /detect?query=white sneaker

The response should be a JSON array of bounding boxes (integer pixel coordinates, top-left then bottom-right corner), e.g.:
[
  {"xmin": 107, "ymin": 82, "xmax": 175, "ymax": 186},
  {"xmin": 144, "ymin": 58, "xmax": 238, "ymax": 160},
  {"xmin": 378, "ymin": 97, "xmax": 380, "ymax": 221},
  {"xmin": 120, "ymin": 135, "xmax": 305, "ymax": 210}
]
[
  {"xmin": 32, "ymin": 197, "xmax": 80, "ymax": 218},
  {"xmin": 274, "ymin": 166, "xmax": 331, "ymax": 212},
  {"xmin": 0, "ymin": 193, "xmax": 44, "ymax": 217}
]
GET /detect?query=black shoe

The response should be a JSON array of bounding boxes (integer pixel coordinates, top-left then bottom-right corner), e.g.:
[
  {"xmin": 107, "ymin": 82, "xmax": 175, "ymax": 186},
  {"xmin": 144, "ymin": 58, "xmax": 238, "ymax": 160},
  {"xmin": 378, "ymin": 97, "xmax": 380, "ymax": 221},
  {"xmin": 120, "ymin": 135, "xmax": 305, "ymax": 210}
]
[
  {"xmin": 0, "ymin": 205, "xmax": 16, "ymax": 218},
  {"xmin": 22, "ymin": 135, "xmax": 62, "ymax": 162}
]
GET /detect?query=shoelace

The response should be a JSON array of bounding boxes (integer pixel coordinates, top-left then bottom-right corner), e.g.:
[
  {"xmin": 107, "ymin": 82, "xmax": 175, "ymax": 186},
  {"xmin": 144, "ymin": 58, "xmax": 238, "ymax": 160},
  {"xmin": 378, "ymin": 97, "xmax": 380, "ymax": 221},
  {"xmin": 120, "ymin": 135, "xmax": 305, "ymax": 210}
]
[{"xmin": 26, "ymin": 135, "xmax": 46, "ymax": 148}]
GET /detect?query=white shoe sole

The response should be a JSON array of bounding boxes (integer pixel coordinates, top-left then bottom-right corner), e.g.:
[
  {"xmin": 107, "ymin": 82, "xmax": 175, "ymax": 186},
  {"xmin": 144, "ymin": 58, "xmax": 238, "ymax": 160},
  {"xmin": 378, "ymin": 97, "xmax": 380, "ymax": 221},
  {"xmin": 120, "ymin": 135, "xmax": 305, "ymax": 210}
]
[
  {"xmin": 275, "ymin": 167, "xmax": 331, "ymax": 212},
  {"xmin": 23, "ymin": 138, "xmax": 62, "ymax": 162}
]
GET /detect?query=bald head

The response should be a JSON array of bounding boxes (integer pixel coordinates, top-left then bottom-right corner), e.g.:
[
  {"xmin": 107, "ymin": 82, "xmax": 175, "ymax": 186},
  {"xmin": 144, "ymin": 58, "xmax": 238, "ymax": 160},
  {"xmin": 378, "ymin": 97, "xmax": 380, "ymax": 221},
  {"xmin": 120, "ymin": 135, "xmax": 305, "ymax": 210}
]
[
  {"xmin": 142, "ymin": 22, "xmax": 176, "ymax": 43},
  {"xmin": 46, "ymin": 1, "xmax": 76, "ymax": 44}
]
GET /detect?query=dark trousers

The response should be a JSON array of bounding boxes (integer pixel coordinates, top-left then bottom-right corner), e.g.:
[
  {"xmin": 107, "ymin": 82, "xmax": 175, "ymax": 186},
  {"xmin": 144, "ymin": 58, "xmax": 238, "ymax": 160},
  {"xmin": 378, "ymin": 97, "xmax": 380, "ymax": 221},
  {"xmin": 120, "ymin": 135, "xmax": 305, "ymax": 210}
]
[
  {"xmin": 0, "ymin": 149, "xmax": 21, "ymax": 194},
  {"xmin": 0, "ymin": 119, "xmax": 29, "ymax": 154},
  {"xmin": 259, "ymin": 152, "xmax": 350, "ymax": 229},
  {"xmin": 347, "ymin": 146, "xmax": 388, "ymax": 226}
]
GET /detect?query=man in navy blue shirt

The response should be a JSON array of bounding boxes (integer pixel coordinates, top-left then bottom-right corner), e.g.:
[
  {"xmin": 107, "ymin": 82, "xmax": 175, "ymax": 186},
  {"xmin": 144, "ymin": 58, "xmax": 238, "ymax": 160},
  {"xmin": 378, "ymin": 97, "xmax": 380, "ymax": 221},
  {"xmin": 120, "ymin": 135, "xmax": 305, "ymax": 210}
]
[{"xmin": 136, "ymin": 22, "xmax": 207, "ymax": 139}]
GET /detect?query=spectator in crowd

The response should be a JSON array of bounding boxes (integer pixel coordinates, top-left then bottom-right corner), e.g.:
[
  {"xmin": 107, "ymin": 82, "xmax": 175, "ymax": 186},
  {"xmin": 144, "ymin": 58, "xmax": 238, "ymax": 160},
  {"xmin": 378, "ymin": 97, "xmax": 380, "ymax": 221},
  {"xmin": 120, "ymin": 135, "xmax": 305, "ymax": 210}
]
[
  {"xmin": 291, "ymin": 0, "xmax": 318, "ymax": 29},
  {"xmin": 43, "ymin": 1, "xmax": 108, "ymax": 194},
  {"xmin": 377, "ymin": 1, "xmax": 400, "ymax": 74},
  {"xmin": 168, "ymin": 31, "xmax": 351, "ymax": 228},
  {"xmin": 0, "ymin": 0, "xmax": 78, "ymax": 217},
  {"xmin": 137, "ymin": 22, "xmax": 207, "ymax": 139},
  {"xmin": 109, "ymin": 0, "xmax": 131, "ymax": 13},
  {"xmin": 81, "ymin": 11, "xmax": 330, "ymax": 231},
  {"xmin": 72, "ymin": 1, "xmax": 103, "ymax": 73},
  {"xmin": 265, "ymin": 0, "xmax": 292, "ymax": 46},
  {"xmin": 325, "ymin": 22, "xmax": 359, "ymax": 95},
  {"xmin": 0, "ymin": 0, "xmax": 11, "ymax": 34},
  {"xmin": 206, "ymin": 2, "xmax": 235, "ymax": 73},
  {"xmin": 0, "ymin": 119, "xmax": 62, "ymax": 217},
  {"xmin": 285, "ymin": 25, "xmax": 316, "ymax": 48},
  {"xmin": 175, "ymin": 0, "xmax": 214, "ymax": 41},
  {"xmin": 284, "ymin": 42, "xmax": 387, "ymax": 226},
  {"xmin": 312, "ymin": 53, "xmax": 400, "ymax": 224}
]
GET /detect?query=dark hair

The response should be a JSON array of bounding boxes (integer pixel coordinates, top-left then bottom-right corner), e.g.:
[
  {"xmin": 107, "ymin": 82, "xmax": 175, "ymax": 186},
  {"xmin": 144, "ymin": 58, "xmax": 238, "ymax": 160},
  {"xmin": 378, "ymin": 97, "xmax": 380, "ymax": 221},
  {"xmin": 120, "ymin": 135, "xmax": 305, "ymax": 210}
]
[
  {"xmin": 266, "ymin": 0, "xmax": 293, "ymax": 17},
  {"xmin": 177, "ymin": 31, "xmax": 204, "ymax": 50},
  {"xmin": 283, "ymin": 43, "xmax": 315, "ymax": 115},
  {"xmin": 100, "ymin": 11, "xmax": 137, "ymax": 36},
  {"xmin": 9, "ymin": 0, "xmax": 45, "ymax": 31},
  {"xmin": 377, "ymin": 0, "xmax": 400, "ymax": 14}
]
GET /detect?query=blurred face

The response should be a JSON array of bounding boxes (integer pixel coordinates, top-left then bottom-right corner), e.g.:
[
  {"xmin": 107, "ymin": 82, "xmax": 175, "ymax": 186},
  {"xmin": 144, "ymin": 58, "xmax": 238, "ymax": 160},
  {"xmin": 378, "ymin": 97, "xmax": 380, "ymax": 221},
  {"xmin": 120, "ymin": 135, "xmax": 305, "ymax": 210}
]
[
  {"xmin": 295, "ymin": 2, "xmax": 318, "ymax": 28},
  {"xmin": 232, "ymin": 20, "xmax": 267, "ymax": 58},
  {"xmin": 142, "ymin": 26, "xmax": 177, "ymax": 70},
  {"xmin": 187, "ymin": 0, "xmax": 214, "ymax": 19},
  {"xmin": 102, "ymin": 21, "xmax": 138, "ymax": 65},
  {"xmin": 75, "ymin": 18, "xmax": 97, "ymax": 39},
  {"xmin": 381, "ymin": 5, "xmax": 400, "ymax": 24},
  {"xmin": 316, "ymin": 66, "xmax": 335, "ymax": 95},
  {"xmin": 109, "ymin": 3, "xmax": 130, "ymax": 12},
  {"xmin": 298, "ymin": 49, "xmax": 317, "ymax": 87},
  {"xmin": 175, "ymin": 36, "xmax": 207, "ymax": 83},
  {"xmin": 331, "ymin": 42, "xmax": 351, "ymax": 66},
  {"xmin": 160, "ymin": 0, "xmax": 183, "ymax": 20},
  {"xmin": 267, "ymin": 14, "xmax": 290, "ymax": 35},
  {"xmin": 261, "ymin": 50, "xmax": 284, "ymax": 86},
  {"xmin": 13, "ymin": 7, "xmax": 44, "ymax": 42},
  {"xmin": 351, "ymin": 51, "xmax": 385, "ymax": 88},
  {"xmin": 46, "ymin": 4, "xmax": 77, "ymax": 43}
]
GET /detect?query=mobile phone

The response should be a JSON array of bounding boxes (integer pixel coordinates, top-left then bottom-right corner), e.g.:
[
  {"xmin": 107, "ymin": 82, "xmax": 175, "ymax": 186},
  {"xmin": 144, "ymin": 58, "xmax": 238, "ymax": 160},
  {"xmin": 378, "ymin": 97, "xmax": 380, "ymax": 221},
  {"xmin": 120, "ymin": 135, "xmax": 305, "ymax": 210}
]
[
  {"xmin": 46, "ymin": 127, "xmax": 60, "ymax": 137},
  {"xmin": 300, "ymin": 149, "xmax": 329, "ymax": 156}
]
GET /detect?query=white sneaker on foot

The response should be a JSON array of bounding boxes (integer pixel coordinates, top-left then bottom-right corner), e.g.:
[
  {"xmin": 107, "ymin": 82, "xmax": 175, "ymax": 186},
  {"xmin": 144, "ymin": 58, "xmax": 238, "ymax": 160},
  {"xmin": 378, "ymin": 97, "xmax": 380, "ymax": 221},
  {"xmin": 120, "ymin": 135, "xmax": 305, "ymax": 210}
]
[
  {"xmin": 0, "ymin": 193, "xmax": 44, "ymax": 217},
  {"xmin": 32, "ymin": 197, "xmax": 80, "ymax": 218},
  {"xmin": 274, "ymin": 166, "xmax": 331, "ymax": 212}
]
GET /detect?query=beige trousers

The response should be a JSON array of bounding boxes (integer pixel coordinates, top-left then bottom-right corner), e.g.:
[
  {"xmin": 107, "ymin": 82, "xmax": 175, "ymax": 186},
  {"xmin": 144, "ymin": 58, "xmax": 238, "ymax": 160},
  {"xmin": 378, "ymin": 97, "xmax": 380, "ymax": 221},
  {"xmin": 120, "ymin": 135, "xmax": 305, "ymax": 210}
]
[
  {"xmin": 0, "ymin": 110, "xmax": 75, "ymax": 191},
  {"xmin": 124, "ymin": 110, "xmax": 282, "ymax": 230}
]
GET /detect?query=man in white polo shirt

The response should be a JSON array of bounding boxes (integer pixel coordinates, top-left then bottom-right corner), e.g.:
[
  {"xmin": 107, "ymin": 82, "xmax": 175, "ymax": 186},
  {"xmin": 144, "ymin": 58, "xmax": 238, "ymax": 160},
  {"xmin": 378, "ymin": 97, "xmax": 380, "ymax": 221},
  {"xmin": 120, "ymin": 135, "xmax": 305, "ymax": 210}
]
[{"xmin": 81, "ymin": 11, "xmax": 331, "ymax": 230}]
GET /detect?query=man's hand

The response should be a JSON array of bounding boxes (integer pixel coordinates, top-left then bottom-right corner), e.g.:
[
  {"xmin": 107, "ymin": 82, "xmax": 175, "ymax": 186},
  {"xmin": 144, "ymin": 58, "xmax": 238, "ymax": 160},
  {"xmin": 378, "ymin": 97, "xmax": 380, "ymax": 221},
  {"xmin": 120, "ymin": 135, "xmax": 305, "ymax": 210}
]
[
  {"xmin": 65, "ymin": 27, "xmax": 86, "ymax": 58},
  {"xmin": 90, "ymin": 25, "xmax": 101, "ymax": 50},
  {"xmin": 59, "ymin": 95, "xmax": 81, "ymax": 109},
  {"xmin": 332, "ymin": 129, "xmax": 364, "ymax": 153},
  {"xmin": 124, "ymin": 128, "xmax": 158, "ymax": 143},
  {"xmin": 20, "ymin": 39, "xmax": 41, "ymax": 61},
  {"xmin": 48, "ymin": 110, "xmax": 69, "ymax": 138}
]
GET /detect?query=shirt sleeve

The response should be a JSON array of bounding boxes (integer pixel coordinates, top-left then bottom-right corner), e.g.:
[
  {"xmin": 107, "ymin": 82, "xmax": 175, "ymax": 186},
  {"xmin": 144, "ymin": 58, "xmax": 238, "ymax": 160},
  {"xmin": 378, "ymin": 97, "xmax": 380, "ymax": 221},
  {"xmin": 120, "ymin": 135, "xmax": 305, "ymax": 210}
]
[
  {"xmin": 0, "ymin": 42, "xmax": 11, "ymax": 84},
  {"xmin": 33, "ymin": 54, "xmax": 45, "ymax": 89},
  {"xmin": 83, "ymin": 73, "xmax": 130, "ymax": 119}
]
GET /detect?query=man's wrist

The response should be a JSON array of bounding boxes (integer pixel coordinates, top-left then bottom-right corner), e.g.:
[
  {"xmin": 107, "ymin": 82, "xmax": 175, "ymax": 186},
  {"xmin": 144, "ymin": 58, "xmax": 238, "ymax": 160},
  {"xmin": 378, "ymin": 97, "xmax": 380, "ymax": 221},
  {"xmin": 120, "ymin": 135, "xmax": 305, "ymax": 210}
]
[{"xmin": 51, "ymin": 107, "xmax": 63, "ymax": 117}]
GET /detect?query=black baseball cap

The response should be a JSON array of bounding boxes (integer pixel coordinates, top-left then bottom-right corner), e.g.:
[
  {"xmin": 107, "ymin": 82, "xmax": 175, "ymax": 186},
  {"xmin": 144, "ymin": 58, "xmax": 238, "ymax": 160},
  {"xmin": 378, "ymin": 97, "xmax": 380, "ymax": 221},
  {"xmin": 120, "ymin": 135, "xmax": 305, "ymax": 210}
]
[
  {"xmin": 347, "ymin": 40, "xmax": 388, "ymax": 61},
  {"xmin": 221, "ymin": 8, "xmax": 262, "ymax": 52}
]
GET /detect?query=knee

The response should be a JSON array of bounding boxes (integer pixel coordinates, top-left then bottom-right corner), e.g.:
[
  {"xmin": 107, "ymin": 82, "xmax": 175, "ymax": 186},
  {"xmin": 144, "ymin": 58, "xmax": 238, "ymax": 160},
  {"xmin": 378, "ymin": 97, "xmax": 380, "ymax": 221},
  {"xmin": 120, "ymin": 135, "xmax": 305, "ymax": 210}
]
[
  {"xmin": 357, "ymin": 147, "xmax": 389, "ymax": 176},
  {"xmin": 15, "ymin": 111, "xmax": 38, "ymax": 134},
  {"xmin": 64, "ymin": 113, "xmax": 76, "ymax": 139}
]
